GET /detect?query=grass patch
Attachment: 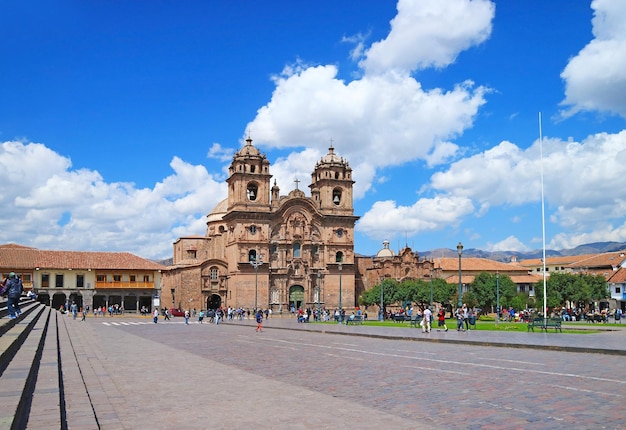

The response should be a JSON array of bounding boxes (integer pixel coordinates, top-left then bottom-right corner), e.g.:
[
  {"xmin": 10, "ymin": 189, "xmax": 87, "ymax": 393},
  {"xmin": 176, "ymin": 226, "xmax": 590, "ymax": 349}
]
[{"xmin": 314, "ymin": 318, "xmax": 600, "ymax": 333}]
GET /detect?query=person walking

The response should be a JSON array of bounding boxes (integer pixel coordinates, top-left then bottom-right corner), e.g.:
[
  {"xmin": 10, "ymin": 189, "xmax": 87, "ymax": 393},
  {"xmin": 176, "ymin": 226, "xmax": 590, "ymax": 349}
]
[
  {"xmin": 81, "ymin": 307, "xmax": 86, "ymax": 321},
  {"xmin": 437, "ymin": 308, "xmax": 448, "ymax": 332},
  {"xmin": 184, "ymin": 309, "xmax": 190, "ymax": 325},
  {"xmin": 255, "ymin": 309, "xmax": 263, "ymax": 332},
  {"xmin": 456, "ymin": 306, "xmax": 465, "ymax": 331},
  {"xmin": 164, "ymin": 309, "xmax": 170, "ymax": 321},
  {"xmin": 3, "ymin": 273, "xmax": 23, "ymax": 319},
  {"xmin": 153, "ymin": 308, "xmax": 159, "ymax": 323},
  {"xmin": 70, "ymin": 301, "xmax": 78, "ymax": 320},
  {"xmin": 422, "ymin": 307, "xmax": 432, "ymax": 333}
]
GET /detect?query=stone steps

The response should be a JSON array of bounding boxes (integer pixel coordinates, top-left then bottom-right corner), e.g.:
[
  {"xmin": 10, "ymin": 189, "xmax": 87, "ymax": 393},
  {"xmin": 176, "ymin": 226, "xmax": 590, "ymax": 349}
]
[{"xmin": 0, "ymin": 303, "xmax": 100, "ymax": 429}]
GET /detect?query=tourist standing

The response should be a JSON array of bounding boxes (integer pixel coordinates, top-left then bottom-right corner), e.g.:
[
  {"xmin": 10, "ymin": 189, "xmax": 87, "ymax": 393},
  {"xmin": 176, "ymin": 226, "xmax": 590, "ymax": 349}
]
[
  {"xmin": 184, "ymin": 309, "xmax": 190, "ymax": 325},
  {"xmin": 153, "ymin": 308, "xmax": 159, "ymax": 323},
  {"xmin": 422, "ymin": 307, "xmax": 432, "ymax": 333}
]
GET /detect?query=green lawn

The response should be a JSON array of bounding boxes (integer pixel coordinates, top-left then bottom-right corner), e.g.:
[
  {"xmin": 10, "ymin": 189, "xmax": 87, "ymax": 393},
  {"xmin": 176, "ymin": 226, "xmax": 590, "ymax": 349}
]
[{"xmin": 316, "ymin": 318, "xmax": 602, "ymax": 334}]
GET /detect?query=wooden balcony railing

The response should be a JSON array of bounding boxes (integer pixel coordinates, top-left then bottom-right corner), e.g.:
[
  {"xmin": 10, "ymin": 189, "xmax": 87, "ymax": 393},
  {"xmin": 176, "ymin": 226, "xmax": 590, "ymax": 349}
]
[{"xmin": 95, "ymin": 281, "xmax": 155, "ymax": 289}]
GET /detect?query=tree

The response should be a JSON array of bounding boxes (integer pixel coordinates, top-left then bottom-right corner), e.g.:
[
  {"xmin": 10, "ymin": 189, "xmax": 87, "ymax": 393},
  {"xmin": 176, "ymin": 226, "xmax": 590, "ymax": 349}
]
[
  {"xmin": 359, "ymin": 278, "xmax": 399, "ymax": 310},
  {"xmin": 534, "ymin": 272, "xmax": 608, "ymax": 311},
  {"xmin": 468, "ymin": 272, "xmax": 517, "ymax": 313}
]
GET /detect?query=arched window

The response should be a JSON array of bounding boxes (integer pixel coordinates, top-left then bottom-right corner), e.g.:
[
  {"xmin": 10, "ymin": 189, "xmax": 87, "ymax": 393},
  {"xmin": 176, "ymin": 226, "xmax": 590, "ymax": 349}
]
[
  {"xmin": 333, "ymin": 188, "xmax": 342, "ymax": 205},
  {"xmin": 248, "ymin": 249, "xmax": 257, "ymax": 262},
  {"xmin": 293, "ymin": 243, "xmax": 301, "ymax": 258},
  {"xmin": 247, "ymin": 183, "xmax": 258, "ymax": 201},
  {"xmin": 336, "ymin": 251, "xmax": 344, "ymax": 262}
]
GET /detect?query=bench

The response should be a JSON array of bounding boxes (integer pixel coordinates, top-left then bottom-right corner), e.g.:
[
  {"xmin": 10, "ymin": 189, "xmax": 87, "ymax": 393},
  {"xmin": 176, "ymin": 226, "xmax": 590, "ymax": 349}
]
[
  {"xmin": 527, "ymin": 317, "xmax": 562, "ymax": 333},
  {"xmin": 409, "ymin": 315, "xmax": 423, "ymax": 327},
  {"xmin": 541, "ymin": 318, "xmax": 562, "ymax": 332},
  {"xmin": 392, "ymin": 314, "xmax": 411, "ymax": 323},
  {"xmin": 345, "ymin": 315, "xmax": 364, "ymax": 325}
]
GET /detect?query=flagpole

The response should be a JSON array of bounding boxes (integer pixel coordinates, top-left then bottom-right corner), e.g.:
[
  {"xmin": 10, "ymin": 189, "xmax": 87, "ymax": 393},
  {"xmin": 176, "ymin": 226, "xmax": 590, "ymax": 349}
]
[{"xmin": 539, "ymin": 112, "xmax": 547, "ymax": 322}]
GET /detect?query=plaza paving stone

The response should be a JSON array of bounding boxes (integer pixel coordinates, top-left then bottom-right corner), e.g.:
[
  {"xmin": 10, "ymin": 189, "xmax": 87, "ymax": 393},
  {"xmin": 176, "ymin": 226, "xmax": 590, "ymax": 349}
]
[{"xmin": 53, "ymin": 314, "xmax": 626, "ymax": 429}]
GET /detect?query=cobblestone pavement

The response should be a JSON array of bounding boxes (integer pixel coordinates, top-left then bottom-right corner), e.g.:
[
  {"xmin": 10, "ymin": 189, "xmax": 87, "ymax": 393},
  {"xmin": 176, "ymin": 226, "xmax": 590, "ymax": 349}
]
[{"xmin": 64, "ymin": 315, "xmax": 626, "ymax": 429}]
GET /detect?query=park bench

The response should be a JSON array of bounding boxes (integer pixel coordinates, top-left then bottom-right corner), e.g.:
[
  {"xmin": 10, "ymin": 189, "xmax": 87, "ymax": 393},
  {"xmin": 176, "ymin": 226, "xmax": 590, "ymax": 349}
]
[
  {"xmin": 409, "ymin": 315, "xmax": 423, "ymax": 327},
  {"xmin": 541, "ymin": 318, "xmax": 562, "ymax": 332},
  {"xmin": 345, "ymin": 315, "xmax": 364, "ymax": 325},
  {"xmin": 392, "ymin": 314, "xmax": 411, "ymax": 323},
  {"xmin": 527, "ymin": 317, "xmax": 562, "ymax": 333}
]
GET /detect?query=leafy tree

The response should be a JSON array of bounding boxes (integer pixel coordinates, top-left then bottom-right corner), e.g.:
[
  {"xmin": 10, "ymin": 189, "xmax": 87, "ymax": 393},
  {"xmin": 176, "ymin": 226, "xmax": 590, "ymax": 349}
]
[
  {"xmin": 359, "ymin": 278, "xmax": 400, "ymax": 310},
  {"xmin": 534, "ymin": 272, "xmax": 608, "ymax": 310},
  {"xmin": 468, "ymin": 272, "xmax": 517, "ymax": 312}
]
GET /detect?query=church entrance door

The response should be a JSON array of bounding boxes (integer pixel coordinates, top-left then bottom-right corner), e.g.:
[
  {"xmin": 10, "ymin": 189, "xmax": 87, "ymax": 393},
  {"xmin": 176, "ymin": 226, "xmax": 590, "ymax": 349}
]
[
  {"xmin": 289, "ymin": 285, "xmax": 304, "ymax": 311},
  {"xmin": 206, "ymin": 294, "xmax": 221, "ymax": 310}
]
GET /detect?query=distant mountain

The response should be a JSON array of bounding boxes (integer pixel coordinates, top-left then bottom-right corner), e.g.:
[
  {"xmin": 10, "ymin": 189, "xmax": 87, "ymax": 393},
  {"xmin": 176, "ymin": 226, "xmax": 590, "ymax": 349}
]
[
  {"xmin": 420, "ymin": 241, "xmax": 626, "ymax": 262},
  {"xmin": 154, "ymin": 257, "xmax": 173, "ymax": 266}
]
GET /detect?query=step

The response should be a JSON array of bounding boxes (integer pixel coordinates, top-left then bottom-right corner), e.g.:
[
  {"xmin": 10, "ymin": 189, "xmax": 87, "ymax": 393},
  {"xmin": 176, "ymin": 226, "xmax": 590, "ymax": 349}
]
[
  {"xmin": 27, "ymin": 309, "xmax": 62, "ymax": 430},
  {"xmin": 0, "ymin": 305, "xmax": 47, "ymax": 428}
]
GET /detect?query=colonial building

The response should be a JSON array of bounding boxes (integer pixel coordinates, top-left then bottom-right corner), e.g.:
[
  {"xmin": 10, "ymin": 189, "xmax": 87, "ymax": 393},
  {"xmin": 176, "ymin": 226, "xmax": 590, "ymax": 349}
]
[
  {"xmin": 0, "ymin": 243, "xmax": 165, "ymax": 312},
  {"xmin": 162, "ymin": 139, "xmax": 359, "ymax": 313}
]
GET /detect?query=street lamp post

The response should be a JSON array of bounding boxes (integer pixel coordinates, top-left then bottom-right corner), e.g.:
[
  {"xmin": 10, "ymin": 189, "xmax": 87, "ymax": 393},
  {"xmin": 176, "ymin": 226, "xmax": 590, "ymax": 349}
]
[
  {"xmin": 250, "ymin": 254, "xmax": 263, "ymax": 312},
  {"xmin": 338, "ymin": 263, "xmax": 343, "ymax": 324},
  {"xmin": 317, "ymin": 272, "xmax": 321, "ymax": 322},
  {"xmin": 457, "ymin": 242, "xmax": 463, "ymax": 308},
  {"xmin": 379, "ymin": 278, "xmax": 384, "ymax": 321},
  {"xmin": 429, "ymin": 269, "xmax": 434, "ymax": 312},
  {"xmin": 496, "ymin": 271, "xmax": 500, "ymax": 326}
]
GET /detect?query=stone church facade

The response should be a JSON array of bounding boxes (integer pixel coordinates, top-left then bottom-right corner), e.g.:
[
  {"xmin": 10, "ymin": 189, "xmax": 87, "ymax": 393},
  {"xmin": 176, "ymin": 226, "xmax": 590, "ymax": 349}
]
[{"xmin": 162, "ymin": 138, "xmax": 359, "ymax": 313}]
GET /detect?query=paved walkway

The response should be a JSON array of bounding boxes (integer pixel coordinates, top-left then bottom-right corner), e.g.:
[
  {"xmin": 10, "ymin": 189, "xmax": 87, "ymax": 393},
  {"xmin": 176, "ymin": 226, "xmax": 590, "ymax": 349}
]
[{"xmin": 51, "ymin": 314, "xmax": 626, "ymax": 429}]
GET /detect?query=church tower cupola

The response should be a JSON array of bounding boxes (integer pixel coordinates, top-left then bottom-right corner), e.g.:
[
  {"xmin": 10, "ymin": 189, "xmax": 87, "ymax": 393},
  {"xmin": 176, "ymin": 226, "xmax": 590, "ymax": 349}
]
[
  {"xmin": 309, "ymin": 144, "xmax": 354, "ymax": 215},
  {"xmin": 226, "ymin": 137, "xmax": 272, "ymax": 212}
]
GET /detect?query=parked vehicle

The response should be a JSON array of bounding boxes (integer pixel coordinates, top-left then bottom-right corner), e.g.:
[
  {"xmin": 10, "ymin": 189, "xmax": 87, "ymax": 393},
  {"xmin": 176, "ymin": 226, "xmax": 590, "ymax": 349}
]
[{"xmin": 169, "ymin": 308, "xmax": 185, "ymax": 317}]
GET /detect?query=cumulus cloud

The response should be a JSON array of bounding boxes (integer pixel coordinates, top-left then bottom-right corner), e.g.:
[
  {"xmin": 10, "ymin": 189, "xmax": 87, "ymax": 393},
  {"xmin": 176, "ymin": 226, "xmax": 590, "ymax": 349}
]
[
  {"xmin": 247, "ymin": 3, "xmax": 494, "ymax": 195},
  {"xmin": 356, "ymin": 195, "xmax": 475, "ymax": 238},
  {"xmin": 560, "ymin": 0, "xmax": 626, "ymax": 118},
  {"xmin": 487, "ymin": 236, "xmax": 531, "ymax": 253},
  {"xmin": 360, "ymin": 0, "xmax": 494, "ymax": 74},
  {"xmin": 0, "ymin": 141, "xmax": 226, "ymax": 259}
]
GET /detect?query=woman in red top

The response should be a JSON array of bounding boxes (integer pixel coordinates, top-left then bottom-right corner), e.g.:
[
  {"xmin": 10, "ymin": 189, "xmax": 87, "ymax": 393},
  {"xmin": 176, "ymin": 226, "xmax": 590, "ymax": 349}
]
[{"xmin": 437, "ymin": 309, "xmax": 448, "ymax": 332}]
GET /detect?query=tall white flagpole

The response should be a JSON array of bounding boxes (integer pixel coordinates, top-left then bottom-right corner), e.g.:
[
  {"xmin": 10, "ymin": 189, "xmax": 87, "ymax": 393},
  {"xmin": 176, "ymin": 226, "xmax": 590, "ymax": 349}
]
[{"xmin": 539, "ymin": 112, "xmax": 547, "ymax": 321}]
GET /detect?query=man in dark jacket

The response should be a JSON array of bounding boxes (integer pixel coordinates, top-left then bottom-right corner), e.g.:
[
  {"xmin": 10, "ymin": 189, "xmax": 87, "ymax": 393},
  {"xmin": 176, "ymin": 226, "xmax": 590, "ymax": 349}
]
[{"xmin": 4, "ymin": 272, "xmax": 23, "ymax": 319}]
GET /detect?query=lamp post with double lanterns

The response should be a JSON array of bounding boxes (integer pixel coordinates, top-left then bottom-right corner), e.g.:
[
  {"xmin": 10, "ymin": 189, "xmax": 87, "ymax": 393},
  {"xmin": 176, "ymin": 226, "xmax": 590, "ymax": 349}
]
[
  {"xmin": 338, "ymin": 263, "xmax": 343, "ymax": 323},
  {"xmin": 317, "ymin": 272, "xmax": 322, "ymax": 321},
  {"xmin": 457, "ymin": 242, "xmax": 463, "ymax": 308},
  {"xmin": 250, "ymin": 254, "xmax": 263, "ymax": 313},
  {"xmin": 496, "ymin": 271, "xmax": 500, "ymax": 326}
]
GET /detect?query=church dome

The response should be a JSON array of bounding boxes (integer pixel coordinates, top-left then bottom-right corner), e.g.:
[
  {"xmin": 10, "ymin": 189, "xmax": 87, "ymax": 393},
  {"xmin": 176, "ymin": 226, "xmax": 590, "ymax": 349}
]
[
  {"xmin": 320, "ymin": 145, "xmax": 343, "ymax": 164},
  {"xmin": 235, "ymin": 137, "xmax": 261, "ymax": 158},
  {"xmin": 375, "ymin": 240, "xmax": 395, "ymax": 258},
  {"xmin": 207, "ymin": 198, "xmax": 228, "ymax": 223}
]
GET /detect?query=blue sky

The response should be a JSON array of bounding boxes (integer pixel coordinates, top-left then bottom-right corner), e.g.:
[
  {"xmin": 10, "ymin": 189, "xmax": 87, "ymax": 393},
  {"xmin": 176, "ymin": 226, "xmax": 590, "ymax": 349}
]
[{"xmin": 1, "ymin": 0, "xmax": 626, "ymax": 259}]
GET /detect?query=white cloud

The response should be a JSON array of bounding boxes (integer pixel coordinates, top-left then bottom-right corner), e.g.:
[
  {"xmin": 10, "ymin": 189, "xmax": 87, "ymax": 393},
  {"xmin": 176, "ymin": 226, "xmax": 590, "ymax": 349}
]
[
  {"xmin": 0, "ymin": 141, "xmax": 226, "ymax": 259},
  {"xmin": 207, "ymin": 143, "xmax": 234, "ymax": 162},
  {"xmin": 560, "ymin": 0, "xmax": 626, "ymax": 118},
  {"xmin": 486, "ymin": 235, "xmax": 531, "ymax": 253},
  {"xmin": 356, "ymin": 195, "xmax": 474, "ymax": 239},
  {"xmin": 426, "ymin": 130, "xmax": 626, "ymax": 250},
  {"xmin": 361, "ymin": 0, "xmax": 495, "ymax": 75}
]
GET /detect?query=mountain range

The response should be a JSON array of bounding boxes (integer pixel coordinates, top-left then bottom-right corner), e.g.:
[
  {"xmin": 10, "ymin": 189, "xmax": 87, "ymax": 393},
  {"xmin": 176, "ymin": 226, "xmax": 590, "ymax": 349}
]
[{"xmin": 419, "ymin": 242, "xmax": 626, "ymax": 262}]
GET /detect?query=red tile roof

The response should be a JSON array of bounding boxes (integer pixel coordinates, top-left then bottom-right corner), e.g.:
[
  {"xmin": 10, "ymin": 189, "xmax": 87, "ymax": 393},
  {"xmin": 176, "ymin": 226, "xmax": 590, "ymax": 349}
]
[
  {"xmin": 434, "ymin": 257, "xmax": 527, "ymax": 273},
  {"xmin": 0, "ymin": 244, "xmax": 165, "ymax": 271}
]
